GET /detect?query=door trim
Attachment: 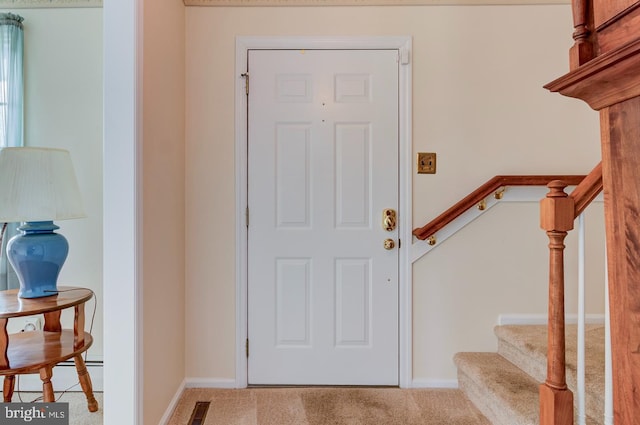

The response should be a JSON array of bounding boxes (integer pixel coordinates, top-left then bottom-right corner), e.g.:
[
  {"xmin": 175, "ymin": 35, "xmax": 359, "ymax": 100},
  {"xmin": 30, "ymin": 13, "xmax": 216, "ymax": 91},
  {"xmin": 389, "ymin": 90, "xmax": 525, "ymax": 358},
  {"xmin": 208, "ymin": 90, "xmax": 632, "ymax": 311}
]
[{"xmin": 235, "ymin": 36, "xmax": 413, "ymax": 388}]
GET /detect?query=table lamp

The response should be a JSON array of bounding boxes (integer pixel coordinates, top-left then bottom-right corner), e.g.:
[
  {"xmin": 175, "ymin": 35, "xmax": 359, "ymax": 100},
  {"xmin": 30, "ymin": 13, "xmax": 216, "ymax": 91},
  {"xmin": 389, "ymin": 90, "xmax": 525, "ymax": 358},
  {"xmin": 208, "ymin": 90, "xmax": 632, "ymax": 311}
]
[{"xmin": 0, "ymin": 147, "xmax": 85, "ymax": 298}]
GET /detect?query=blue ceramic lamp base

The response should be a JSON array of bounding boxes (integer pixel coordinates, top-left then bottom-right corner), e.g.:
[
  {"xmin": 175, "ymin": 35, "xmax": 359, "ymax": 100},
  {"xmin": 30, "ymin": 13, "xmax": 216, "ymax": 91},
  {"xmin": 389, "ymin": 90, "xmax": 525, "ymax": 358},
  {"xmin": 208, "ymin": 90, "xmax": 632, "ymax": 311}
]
[{"xmin": 6, "ymin": 221, "xmax": 68, "ymax": 298}]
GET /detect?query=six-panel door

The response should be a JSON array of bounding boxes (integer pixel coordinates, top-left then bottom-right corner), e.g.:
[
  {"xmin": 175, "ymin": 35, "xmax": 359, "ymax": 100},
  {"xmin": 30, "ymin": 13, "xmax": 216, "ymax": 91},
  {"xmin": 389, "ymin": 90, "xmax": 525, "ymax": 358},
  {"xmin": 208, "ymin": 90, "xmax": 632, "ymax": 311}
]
[{"xmin": 248, "ymin": 49, "xmax": 399, "ymax": 385}]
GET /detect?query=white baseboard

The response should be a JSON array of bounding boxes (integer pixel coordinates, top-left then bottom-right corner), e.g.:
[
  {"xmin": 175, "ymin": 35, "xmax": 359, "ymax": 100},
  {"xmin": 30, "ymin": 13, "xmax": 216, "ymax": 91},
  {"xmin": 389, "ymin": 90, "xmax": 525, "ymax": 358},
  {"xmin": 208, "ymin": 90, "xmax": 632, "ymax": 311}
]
[
  {"xmin": 498, "ymin": 313, "xmax": 605, "ymax": 326},
  {"xmin": 12, "ymin": 361, "xmax": 103, "ymax": 393},
  {"xmin": 158, "ymin": 377, "xmax": 237, "ymax": 425},
  {"xmin": 185, "ymin": 377, "xmax": 239, "ymax": 389},
  {"xmin": 411, "ymin": 378, "xmax": 458, "ymax": 389},
  {"xmin": 158, "ymin": 379, "xmax": 187, "ymax": 425},
  {"xmin": 184, "ymin": 377, "xmax": 459, "ymax": 389}
]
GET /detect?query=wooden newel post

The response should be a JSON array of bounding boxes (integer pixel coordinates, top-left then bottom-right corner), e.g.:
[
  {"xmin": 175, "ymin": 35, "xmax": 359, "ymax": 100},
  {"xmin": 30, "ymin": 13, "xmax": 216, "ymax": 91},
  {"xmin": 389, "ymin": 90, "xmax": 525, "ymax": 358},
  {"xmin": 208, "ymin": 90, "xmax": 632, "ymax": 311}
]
[
  {"xmin": 539, "ymin": 180, "xmax": 575, "ymax": 425},
  {"xmin": 569, "ymin": 0, "xmax": 593, "ymax": 69}
]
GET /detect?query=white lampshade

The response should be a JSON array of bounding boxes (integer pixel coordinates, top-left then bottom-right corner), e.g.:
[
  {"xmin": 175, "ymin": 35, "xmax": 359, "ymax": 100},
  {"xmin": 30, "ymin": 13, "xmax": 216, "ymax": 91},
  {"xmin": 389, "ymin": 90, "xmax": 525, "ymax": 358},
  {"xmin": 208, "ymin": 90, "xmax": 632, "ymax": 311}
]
[{"xmin": 0, "ymin": 147, "xmax": 85, "ymax": 222}]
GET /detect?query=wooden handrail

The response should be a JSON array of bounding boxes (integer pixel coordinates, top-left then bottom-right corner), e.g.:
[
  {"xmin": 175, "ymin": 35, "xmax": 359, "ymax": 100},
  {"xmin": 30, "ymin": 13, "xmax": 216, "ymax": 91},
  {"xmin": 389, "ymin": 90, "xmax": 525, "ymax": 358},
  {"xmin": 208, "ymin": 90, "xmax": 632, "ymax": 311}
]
[
  {"xmin": 570, "ymin": 162, "xmax": 603, "ymax": 217},
  {"xmin": 412, "ymin": 175, "xmax": 587, "ymax": 241}
]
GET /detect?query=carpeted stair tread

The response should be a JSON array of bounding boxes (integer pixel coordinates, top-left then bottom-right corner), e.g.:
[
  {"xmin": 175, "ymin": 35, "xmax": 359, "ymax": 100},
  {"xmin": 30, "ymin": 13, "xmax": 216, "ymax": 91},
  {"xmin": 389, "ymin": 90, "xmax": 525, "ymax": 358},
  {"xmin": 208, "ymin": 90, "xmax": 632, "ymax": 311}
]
[
  {"xmin": 454, "ymin": 352, "xmax": 540, "ymax": 425},
  {"xmin": 495, "ymin": 324, "xmax": 605, "ymax": 421}
]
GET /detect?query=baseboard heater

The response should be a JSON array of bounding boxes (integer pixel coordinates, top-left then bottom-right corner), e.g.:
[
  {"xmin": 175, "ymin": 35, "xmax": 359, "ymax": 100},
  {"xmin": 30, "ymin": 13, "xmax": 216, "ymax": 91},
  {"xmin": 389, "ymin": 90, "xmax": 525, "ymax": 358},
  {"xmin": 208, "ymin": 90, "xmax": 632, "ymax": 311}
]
[{"xmin": 12, "ymin": 360, "xmax": 104, "ymax": 393}]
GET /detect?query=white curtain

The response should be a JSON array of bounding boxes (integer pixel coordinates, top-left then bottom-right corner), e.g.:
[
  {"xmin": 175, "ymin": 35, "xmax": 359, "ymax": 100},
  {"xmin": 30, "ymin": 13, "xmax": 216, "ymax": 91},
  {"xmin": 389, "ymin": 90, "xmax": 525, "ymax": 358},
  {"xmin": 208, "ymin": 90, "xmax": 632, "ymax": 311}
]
[{"xmin": 0, "ymin": 13, "xmax": 24, "ymax": 291}]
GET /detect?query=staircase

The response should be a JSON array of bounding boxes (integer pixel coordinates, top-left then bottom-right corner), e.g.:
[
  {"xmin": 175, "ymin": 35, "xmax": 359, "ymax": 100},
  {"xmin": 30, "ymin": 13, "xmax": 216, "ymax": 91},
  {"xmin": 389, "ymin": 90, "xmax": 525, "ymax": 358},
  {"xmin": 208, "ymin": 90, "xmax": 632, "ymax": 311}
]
[{"xmin": 454, "ymin": 324, "xmax": 605, "ymax": 425}]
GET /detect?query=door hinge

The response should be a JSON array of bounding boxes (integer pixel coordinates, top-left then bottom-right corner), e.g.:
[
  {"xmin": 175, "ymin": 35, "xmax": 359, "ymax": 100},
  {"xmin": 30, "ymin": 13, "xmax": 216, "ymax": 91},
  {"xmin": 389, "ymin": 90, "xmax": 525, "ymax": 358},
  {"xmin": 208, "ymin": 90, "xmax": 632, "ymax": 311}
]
[
  {"xmin": 246, "ymin": 206, "xmax": 249, "ymax": 228},
  {"xmin": 241, "ymin": 72, "xmax": 249, "ymax": 95},
  {"xmin": 398, "ymin": 238, "xmax": 401, "ymax": 249},
  {"xmin": 246, "ymin": 338, "xmax": 249, "ymax": 358}
]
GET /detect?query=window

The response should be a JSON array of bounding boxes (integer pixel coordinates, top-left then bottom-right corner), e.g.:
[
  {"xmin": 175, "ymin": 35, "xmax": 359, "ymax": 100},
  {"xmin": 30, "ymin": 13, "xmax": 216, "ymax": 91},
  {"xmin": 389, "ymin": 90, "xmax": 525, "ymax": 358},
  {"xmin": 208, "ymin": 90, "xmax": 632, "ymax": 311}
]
[{"xmin": 0, "ymin": 13, "xmax": 23, "ymax": 291}]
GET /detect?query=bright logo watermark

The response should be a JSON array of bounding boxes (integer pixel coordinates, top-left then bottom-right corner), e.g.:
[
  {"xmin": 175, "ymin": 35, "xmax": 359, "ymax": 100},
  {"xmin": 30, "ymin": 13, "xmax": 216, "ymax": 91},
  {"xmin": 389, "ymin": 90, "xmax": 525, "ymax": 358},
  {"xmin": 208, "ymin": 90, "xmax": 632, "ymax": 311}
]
[{"xmin": 1, "ymin": 403, "xmax": 68, "ymax": 424}]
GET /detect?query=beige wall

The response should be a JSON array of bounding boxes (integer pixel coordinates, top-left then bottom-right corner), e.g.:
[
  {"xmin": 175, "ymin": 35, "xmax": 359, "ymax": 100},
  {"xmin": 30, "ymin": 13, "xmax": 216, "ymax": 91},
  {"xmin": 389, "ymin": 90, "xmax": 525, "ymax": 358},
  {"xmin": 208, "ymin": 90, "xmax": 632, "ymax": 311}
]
[
  {"xmin": 143, "ymin": 0, "xmax": 186, "ymax": 424},
  {"xmin": 0, "ymin": 7, "xmax": 104, "ymax": 359},
  {"xmin": 185, "ymin": 4, "xmax": 604, "ymax": 385}
]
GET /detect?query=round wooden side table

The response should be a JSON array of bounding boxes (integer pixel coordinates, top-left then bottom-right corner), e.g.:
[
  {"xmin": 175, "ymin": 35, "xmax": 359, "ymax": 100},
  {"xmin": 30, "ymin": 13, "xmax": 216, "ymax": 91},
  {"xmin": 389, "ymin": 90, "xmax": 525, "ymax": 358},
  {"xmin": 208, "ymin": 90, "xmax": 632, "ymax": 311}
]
[{"xmin": 0, "ymin": 286, "xmax": 98, "ymax": 412}]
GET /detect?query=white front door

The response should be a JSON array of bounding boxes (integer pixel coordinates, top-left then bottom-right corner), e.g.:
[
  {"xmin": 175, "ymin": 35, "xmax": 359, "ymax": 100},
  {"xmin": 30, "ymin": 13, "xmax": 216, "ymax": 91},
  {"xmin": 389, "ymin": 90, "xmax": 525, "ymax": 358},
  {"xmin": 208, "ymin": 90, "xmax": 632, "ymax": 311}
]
[{"xmin": 247, "ymin": 49, "xmax": 399, "ymax": 385}]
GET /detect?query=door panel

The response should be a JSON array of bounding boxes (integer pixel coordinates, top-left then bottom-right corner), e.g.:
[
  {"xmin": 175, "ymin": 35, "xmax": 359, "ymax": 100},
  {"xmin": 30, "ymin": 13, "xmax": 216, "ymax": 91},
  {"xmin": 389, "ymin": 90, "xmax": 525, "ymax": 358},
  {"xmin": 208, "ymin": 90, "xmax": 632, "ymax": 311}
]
[{"xmin": 248, "ymin": 49, "xmax": 399, "ymax": 385}]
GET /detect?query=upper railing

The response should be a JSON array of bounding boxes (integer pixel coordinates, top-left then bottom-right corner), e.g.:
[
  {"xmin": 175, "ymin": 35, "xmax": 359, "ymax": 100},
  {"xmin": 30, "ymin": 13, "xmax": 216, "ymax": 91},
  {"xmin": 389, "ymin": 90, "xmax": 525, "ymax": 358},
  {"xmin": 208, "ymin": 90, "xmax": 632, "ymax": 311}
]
[
  {"xmin": 411, "ymin": 166, "xmax": 604, "ymax": 424},
  {"xmin": 412, "ymin": 175, "xmax": 587, "ymax": 242},
  {"xmin": 570, "ymin": 162, "xmax": 603, "ymax": 216}
]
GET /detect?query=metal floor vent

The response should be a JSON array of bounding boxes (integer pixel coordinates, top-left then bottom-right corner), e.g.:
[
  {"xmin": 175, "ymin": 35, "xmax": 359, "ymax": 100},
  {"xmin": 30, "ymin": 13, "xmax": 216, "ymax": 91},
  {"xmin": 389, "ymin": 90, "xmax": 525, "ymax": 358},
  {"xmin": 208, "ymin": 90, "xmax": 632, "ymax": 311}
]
[{"xmin": 187, "ymin": 401, "xmax": 211, "ymax": 425}]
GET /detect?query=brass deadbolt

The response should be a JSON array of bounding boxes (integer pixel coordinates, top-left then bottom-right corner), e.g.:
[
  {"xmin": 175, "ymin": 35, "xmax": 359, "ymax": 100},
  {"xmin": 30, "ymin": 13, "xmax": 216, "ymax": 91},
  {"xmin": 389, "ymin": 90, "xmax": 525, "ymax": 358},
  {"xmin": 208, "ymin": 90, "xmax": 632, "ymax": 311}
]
[{"xmin": 382, "ymin": 209, "xmax": 397, "ymax": 232}]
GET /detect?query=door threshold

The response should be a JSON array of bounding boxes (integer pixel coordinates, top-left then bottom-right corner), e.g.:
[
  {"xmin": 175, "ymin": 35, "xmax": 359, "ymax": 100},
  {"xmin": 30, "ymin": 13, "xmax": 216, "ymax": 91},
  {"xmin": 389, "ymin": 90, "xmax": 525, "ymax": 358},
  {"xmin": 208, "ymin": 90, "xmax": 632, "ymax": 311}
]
[{"xmin": 247, "ymin": 384, "xmax": 400, "ymax": 389}]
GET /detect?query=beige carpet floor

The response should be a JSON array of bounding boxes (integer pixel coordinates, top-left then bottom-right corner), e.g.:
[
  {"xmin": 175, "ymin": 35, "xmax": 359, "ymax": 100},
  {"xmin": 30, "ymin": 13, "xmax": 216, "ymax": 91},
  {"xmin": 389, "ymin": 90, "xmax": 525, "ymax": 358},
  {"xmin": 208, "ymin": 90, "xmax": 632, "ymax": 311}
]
[{"xmin": 168, "ymin": 387, "xmax": 490, "ymax": 425}]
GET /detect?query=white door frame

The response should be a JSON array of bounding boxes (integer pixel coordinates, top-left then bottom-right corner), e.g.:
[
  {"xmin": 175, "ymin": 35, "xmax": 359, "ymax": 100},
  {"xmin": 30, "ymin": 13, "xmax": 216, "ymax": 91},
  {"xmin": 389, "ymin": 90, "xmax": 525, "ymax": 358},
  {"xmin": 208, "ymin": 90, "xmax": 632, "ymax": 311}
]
[
  {"xmin": 235, "ymin": 36, "xmax": 413, "ymax": 388},
  {"xmin": 104, "ymin": 1, "xmax": 142, "ymax": 423}
]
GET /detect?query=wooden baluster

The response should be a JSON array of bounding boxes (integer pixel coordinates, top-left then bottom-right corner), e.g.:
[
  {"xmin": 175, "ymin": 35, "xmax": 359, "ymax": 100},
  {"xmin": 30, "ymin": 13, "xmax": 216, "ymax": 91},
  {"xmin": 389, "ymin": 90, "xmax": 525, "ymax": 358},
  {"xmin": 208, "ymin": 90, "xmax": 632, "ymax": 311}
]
[
  {"xmin": 569, "ymin": 0, "xmax": 594, "ymax": 69},
  {"xmin": 539, "ymin": 180, "xmax": 575, "ymax": 425}
]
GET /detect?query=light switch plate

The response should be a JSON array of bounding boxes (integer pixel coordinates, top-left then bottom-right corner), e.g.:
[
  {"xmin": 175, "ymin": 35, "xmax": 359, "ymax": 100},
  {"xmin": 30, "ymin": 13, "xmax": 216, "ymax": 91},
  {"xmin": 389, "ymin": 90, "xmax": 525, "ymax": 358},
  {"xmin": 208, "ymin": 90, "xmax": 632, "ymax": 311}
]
[{"xmin": 417, "ymin": 152, "xmax": 436, "ymax": 174}]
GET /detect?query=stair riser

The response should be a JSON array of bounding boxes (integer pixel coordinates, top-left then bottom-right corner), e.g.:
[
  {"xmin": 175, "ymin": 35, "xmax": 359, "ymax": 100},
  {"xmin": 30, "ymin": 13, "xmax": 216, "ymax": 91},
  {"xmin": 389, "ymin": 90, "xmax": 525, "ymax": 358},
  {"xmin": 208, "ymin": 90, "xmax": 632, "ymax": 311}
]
[
  {"xmin": 457, "ymin": 369, "xmax": 536, "ymax": 425},
  {"xmin": 454, "ymin": 352, "xmax": 541, "ymax": 425},
  {"xmin": 497, "ymin": 338, "xmax": 546, "ymax": 383},
  {"xmin": 496, "ymin": 326, "xmax": 605, "ymax": 421}
]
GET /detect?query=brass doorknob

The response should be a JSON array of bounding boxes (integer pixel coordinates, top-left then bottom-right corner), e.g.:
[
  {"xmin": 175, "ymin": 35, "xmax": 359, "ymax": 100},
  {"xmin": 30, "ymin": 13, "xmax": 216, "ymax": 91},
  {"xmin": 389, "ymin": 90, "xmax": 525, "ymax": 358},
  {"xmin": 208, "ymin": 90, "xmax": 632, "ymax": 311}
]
[{"xmin": 383, "ymin": 239, "xmax": 395, "ymax": 250}]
